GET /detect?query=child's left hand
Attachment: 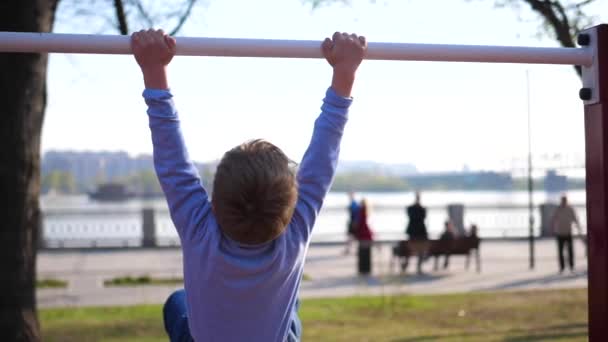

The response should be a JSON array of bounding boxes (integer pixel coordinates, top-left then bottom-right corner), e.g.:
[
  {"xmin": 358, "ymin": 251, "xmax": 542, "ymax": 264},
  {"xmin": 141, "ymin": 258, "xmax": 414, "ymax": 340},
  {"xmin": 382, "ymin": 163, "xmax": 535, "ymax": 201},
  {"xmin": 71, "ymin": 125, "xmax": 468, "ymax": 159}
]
[
  {"xmin": 131, "ymin": 29, "xmax": 176, "ymax": 71},
  {"xmin": 131, "ymin": 29, "xmax": 176, "ymax": 89}
]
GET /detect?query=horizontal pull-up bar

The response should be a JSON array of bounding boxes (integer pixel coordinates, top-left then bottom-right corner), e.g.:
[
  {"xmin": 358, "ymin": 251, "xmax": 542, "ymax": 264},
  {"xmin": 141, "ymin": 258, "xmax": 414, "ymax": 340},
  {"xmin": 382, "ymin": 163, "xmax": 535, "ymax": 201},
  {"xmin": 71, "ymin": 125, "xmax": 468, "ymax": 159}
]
[{"xmin": 0, "ymin": 31, "xmax": 594, "ymax": 66}]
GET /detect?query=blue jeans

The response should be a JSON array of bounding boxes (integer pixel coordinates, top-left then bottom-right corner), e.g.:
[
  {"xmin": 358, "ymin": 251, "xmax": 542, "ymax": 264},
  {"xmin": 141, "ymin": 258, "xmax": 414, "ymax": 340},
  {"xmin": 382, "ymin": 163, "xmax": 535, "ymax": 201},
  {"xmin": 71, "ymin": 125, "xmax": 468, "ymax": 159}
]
[{"xmin": 163, "ymin": 289, "xmax": 302, "ymax": 342}]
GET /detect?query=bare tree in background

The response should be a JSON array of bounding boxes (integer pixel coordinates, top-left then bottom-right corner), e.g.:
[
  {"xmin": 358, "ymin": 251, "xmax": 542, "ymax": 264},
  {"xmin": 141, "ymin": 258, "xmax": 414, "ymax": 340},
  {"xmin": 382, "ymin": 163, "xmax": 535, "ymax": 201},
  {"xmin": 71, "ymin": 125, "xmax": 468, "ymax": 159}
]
[
  {"xmin": 306, "ymin": 0, "xmax": 599, "ymax": 77},
  {"xmin": 495, "ymin": 0, "xmax": 598, "ymax": 77},
  {"xmin": 0, "ymin": 1, "xmax": 198, "ymax": 341},
  {"xmin": 57, "ymin": 0, "xmax": 200, "ymax": 35}
]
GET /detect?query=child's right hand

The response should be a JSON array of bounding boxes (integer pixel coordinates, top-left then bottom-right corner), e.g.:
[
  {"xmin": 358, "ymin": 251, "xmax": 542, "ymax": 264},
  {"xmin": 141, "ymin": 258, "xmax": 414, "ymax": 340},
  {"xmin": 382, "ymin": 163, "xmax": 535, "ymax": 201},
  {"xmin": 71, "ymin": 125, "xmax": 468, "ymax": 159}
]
[{"xmin": 322, "ymin": 32, "xmax": 367, "ymax": 97}]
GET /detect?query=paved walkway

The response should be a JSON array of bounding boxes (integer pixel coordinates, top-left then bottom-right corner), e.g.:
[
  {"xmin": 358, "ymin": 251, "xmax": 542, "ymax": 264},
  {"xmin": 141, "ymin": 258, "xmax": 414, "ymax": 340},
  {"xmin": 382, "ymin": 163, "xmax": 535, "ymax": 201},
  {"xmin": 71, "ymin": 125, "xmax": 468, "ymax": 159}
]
[{"xmin": 37, "ymin": 239, "xmax": 588, "ymax": 308}]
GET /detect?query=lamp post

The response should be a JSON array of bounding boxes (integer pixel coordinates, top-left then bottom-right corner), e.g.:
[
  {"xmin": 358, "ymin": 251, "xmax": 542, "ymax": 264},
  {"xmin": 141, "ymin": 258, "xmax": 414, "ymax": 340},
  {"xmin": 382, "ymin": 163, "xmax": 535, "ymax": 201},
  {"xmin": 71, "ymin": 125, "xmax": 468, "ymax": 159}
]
[{"xmin": 526, "ymin": 70, "xmax": 535, "ymax": 270}]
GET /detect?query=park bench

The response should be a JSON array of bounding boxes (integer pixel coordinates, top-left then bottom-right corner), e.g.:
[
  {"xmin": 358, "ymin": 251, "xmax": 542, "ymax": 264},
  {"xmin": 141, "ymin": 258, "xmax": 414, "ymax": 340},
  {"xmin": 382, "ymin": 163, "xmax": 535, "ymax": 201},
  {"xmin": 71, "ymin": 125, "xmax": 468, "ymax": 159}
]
[{"xmin": 391, "ymin": 236, "xmax": 481, "ymax": 273}]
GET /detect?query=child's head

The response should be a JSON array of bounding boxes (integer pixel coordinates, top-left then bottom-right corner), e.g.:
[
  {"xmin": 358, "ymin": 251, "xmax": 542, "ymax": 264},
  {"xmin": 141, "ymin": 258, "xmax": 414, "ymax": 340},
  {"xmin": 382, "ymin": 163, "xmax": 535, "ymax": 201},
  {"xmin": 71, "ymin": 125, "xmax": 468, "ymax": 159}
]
[{"xmin": 212, "ymin": 139, "xmax": 298, "ymax": 245}]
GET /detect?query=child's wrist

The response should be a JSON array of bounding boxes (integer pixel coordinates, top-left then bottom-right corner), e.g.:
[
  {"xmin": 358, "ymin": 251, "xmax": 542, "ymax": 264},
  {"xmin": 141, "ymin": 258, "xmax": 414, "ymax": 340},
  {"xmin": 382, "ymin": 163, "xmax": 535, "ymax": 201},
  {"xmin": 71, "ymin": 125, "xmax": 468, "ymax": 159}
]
[
  {"xmin": 142, "ymin": 66, "xmax": 169, "ymax": 90},
  {"xmin": 333, "ymin": 65, "xmax": 358, "ymax": 77},
  {"xmin": 141, "ymin": 64, "xmax": 165, "ymax": 72},
  {"xmin": 331, "ymin": 70, "xmax": 355, "ymax": 97}
]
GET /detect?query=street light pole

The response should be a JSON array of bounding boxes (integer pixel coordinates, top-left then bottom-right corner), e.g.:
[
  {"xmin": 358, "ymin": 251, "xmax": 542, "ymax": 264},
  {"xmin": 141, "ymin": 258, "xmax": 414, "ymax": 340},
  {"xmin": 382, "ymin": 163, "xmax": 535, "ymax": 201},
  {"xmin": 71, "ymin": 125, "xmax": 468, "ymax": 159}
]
[{"xmin": 527, "ymin": 70, "xmax": 535, "ymax": 270}]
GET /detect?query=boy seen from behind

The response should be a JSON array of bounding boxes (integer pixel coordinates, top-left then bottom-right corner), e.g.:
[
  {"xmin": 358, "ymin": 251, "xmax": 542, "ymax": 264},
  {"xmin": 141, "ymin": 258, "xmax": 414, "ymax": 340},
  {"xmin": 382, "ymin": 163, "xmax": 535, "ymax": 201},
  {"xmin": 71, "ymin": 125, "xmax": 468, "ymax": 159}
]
[{"xmin": 131, "ymin": 30, "xmax": 367, "ymax": 341}]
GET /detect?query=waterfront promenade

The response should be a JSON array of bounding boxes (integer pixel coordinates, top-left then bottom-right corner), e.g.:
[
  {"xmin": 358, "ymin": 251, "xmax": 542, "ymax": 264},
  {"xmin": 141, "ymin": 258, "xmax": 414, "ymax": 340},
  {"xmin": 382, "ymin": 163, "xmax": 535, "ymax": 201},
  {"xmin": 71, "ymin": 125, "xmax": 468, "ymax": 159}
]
[{"xmin": 37, "ymin": 238, "xmax": 588, "ymax": 308}]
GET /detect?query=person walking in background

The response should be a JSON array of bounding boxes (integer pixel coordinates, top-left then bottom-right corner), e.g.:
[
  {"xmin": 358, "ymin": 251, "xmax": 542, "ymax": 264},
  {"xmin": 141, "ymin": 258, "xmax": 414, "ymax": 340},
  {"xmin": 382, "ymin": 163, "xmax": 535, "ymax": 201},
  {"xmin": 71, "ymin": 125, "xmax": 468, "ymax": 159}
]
[
  {"xmin": 356, "ymin": 198, "xmax": 374, "ymax": 275},
  {"xmin": 344, "ymin": 191, "xmax": 360, "ymax": 255},
  {"xmin": 406, "ymin": 191, "xmax": 429, "ymax": 275},
  {"xmin": 551, "ymin": 194, "xmax": 583, "ymax": 274}
]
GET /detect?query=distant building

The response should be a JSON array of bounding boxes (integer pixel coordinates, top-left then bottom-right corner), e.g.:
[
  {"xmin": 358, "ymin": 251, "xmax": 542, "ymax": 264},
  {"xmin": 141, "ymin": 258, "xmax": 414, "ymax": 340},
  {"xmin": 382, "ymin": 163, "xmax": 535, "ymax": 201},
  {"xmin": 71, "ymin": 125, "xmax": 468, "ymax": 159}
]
[
  {"xmin": 336, "ymin": 160, "xmax": 418, "ymax": 176},
  {"xmin": 42, "ymin": 150, "xmax": 214, "ymax": 192},
  {"xmin": 43, "ymin": 151, "xmax": 146, "ymax": 187},
  {"xmin": 404, "ymin": 171, "xmax": 513, "ymax": 190},
  {"xmin": 544, "ymin": 169, "xmax": 567, "ymax": 193}
]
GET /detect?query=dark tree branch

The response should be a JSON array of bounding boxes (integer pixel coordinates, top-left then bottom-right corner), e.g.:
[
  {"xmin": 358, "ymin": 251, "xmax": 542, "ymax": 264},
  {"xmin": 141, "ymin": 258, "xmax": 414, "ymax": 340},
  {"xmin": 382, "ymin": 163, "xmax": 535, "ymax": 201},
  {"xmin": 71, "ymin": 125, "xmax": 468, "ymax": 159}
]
[
  {"xmin": 113, "ymin": 0, "xmax": 129, "ymax": 34},
  {"xmin": 574, "ymin": 0, "xmax": 595, "ymax": 8},
  {"xmin": 522, "ymin": 0, "xmax": 573, "ymax": 46},
  {"xmin": 521, "ymin": 0, "xmax": 581, "ymax": 76},
  {"xmin": 110, "ymin": 0, "xmax": 198, "ymax": 35},
  {"xmin": 130, "ymin": 0, "xmax": 153, "ymax": 28},
  {"xmin": 550, "ymin": 1, "xmax": 570, "ymax": 32},
  {"xmin": 308, "ymin": 0, "xmax": 349, "ymax": 9},
  {"xmin": 168, "ymin": 0, "xmax": 198, "ymax": 35}
]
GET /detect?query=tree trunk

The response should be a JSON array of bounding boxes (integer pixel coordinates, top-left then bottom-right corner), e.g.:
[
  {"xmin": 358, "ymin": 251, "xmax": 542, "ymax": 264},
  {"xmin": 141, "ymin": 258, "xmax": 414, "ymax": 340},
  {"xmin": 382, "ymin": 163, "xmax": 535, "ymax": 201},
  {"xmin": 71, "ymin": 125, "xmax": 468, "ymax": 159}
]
[{"xmin": 0, "ymin": 1, "xmax": 58, "ymax": 341}]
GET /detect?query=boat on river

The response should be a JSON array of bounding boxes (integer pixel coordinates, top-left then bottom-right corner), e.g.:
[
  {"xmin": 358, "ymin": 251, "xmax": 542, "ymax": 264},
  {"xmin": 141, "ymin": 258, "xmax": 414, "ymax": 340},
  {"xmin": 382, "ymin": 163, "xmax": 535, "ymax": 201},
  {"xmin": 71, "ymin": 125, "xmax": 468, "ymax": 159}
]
[{"xmin": 88, "ymin": 183, "xmax": 136, "ymax": 202}]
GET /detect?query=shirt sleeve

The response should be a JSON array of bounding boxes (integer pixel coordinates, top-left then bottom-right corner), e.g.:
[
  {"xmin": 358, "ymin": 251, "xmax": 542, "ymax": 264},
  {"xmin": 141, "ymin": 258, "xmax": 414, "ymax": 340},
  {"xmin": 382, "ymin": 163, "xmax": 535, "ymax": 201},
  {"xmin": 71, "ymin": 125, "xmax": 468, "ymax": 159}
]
[
  {"xmin": 144, "ymin": 89, "xmax": 212, "ymax": 243},
  {"xmin": 570, "ymin": 207, "xmax": 580, "ymax": 224},
  {"xmin": 290, "ymin": 87, "xmax": 352, "ymax": 240}
]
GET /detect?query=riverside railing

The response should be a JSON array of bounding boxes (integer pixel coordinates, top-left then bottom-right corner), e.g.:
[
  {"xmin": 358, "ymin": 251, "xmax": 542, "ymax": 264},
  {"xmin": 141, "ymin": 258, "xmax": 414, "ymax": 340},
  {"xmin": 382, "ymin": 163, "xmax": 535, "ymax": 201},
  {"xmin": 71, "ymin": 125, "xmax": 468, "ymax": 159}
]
[{"xmin": 39, "ymin": 203, "xmax": 587, "ymax": 248}]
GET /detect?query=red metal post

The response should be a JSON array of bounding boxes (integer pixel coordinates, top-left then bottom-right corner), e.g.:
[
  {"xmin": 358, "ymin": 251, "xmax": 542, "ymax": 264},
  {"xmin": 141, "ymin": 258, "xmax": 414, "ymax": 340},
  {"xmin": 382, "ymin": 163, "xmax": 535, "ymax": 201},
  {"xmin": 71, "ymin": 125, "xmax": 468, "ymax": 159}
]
[{"xmin": 584, "ymin": 24, "xmax": 608, "ymax": 341}]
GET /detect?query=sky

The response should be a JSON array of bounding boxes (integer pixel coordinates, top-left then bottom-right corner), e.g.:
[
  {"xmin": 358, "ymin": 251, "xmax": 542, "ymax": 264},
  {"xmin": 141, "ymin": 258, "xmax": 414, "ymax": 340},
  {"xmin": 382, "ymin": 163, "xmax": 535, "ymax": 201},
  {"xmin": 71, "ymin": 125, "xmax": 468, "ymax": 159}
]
[{"xmin": 43, "ymin": 0, "xmax": 606, "ymax": 172}]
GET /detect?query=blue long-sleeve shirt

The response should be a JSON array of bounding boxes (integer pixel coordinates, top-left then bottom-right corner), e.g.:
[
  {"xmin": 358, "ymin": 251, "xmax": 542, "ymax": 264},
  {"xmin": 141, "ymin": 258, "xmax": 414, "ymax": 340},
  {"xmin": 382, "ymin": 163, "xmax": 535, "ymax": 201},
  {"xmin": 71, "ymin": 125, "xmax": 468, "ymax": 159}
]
[{"xmin": 144, "ymin": 87, "xmax": 351, "ymax": 342}]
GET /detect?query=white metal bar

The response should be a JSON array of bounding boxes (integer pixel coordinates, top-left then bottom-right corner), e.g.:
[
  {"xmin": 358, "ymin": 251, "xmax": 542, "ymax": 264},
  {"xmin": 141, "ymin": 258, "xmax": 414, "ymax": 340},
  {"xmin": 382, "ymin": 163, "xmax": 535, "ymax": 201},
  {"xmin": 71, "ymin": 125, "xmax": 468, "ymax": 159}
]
[{"xmin": 0, "ymin": 31, "xmax": 593, "ymax": 66}]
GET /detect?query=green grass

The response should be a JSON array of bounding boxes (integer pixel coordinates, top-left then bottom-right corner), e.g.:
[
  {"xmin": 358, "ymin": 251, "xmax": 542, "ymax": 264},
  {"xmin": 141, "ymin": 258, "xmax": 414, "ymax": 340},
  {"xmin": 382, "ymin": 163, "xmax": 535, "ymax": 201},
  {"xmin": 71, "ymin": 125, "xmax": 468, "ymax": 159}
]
[
  {"xmin": 37, "ymin": 278, "xmax": 68, "ymax": 289},
  {"xmin": 103, "ymin": 275, "xmax": 183, "ymax": 287},
  {"xmin": 40, "ymin": 288, "xmax": 588, "ymax": 342}
]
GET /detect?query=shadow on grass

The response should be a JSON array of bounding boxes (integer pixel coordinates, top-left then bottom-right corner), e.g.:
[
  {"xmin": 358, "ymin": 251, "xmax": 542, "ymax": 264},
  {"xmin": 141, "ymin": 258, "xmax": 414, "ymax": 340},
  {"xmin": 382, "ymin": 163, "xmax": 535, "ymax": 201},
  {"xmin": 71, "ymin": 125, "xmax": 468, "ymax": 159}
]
[
  {"xmin": 306, "ymin": 253, "xmax": 348, "ymax": 262},
  {"xmin": 391, "ymin": 323, "xmax": 587, "ymax": 342},
  {"xmin": 300, "ymin": 273, "xmax": 449, "ymax": 291},
  {"xmin": 478, "ymin": 270, "xmax": 588, "ymax": 292},
  {"xmin": 504, "ymin": 331, "xmax": 587, "ymax": 341}
]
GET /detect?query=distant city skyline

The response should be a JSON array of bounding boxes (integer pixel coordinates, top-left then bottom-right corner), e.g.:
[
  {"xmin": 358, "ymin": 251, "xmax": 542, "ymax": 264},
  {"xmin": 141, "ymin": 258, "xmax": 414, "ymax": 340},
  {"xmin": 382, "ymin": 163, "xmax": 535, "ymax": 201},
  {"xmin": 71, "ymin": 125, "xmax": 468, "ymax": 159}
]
[
  {"xmin": 42, "ymin": 148, "xmax": 585, "ymax": 178},
  {"xmin": 43, "ymin": 0, "xmax": 606, "ymax": 172},
  {"xmin": 41, "ymin": 150, "xmax": 583, "ymax": 196}
]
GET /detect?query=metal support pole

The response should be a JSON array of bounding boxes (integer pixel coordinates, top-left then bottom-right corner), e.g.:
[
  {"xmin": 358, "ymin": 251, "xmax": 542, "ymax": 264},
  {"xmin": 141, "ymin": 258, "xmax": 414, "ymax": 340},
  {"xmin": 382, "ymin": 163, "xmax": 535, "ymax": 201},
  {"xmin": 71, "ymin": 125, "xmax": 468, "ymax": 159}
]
[{"xmin": 581, "ymin": 24, "xmax": 608, "ymax": 341}]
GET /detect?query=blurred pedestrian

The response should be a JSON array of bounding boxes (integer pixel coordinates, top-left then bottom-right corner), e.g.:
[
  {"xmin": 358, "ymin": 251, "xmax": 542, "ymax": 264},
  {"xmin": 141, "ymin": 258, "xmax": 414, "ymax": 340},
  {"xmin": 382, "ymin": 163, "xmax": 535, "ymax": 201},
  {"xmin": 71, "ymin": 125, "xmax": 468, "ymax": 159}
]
[{"xmin": 551, "ymin": 195, "xmax": 583, "ymax": 273}]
